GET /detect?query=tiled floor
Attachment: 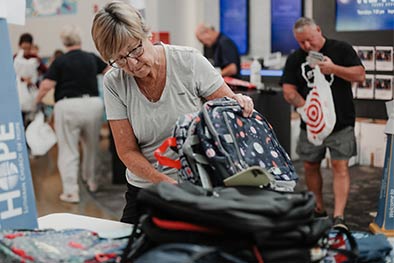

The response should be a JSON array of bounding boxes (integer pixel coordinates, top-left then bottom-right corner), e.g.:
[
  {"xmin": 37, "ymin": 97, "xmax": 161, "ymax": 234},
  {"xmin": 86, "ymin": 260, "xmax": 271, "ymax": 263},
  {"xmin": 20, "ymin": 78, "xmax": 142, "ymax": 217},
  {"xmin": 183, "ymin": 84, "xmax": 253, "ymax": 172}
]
[
  {"xmin": 293, "ymin": 162, "xmax": 383, "ymax": 232},
  {"xmin": 31, "ymin": 135, "xmax": 384, "ymax": 232}
]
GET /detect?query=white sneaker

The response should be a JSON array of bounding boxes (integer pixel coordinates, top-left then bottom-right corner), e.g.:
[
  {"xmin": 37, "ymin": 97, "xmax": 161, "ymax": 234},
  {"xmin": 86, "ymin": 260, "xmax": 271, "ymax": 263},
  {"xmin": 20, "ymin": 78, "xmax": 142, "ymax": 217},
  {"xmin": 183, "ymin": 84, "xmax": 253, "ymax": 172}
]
[
  {"xmin": 59, "ymin": 193, "xmax": 80, "ymax": 203},
  {"xmin": 87, "ymin": 181, "xmax": 98, "ymax": 193}
]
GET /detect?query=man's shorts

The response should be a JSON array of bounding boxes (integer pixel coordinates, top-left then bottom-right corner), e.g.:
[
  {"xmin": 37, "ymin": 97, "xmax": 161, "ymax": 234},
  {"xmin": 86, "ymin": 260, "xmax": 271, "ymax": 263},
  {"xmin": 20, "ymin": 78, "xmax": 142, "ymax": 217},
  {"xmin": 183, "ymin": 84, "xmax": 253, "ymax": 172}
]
[{"xmin": 296, "ymin": 126, "xmax": 357, "ymax": 162}]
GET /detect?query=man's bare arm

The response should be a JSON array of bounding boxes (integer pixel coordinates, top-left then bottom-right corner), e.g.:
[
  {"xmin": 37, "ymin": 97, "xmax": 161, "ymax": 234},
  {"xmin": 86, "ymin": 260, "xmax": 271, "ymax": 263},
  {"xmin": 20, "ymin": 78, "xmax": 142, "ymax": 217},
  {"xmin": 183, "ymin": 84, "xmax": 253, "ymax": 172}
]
[{"xmin": 283, "ymin": 83, "xmax": 305, "ymax": 108}]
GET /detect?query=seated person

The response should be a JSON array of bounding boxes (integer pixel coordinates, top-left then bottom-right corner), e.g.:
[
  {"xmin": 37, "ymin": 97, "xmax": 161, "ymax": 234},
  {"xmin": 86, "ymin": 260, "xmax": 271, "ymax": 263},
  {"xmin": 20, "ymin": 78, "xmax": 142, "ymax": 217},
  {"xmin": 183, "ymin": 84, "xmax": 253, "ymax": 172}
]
[{"xmin": 195, "ymin": 24, "xmax": 241, "ymax": 78}]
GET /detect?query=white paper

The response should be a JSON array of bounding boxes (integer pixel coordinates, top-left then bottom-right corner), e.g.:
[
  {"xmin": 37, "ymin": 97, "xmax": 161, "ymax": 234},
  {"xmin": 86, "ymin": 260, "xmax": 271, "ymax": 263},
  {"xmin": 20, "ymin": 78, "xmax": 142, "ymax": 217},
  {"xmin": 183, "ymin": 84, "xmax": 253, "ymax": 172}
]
[
  {"xmin": 375, "ymin": 46, "xmax": 393, "ymax": 71},
  {"xmin": 351, "ymin": 47, "xmax": 358, "ymax": 98},
  {"xmin": 0, "ymin": 0, "xmax": 26, "ymax": 25},
  {"xmin": 385, "ymin": 100, "xmax": 394, "ymax": 134},
  {"xmin": 356, "ymin": 74, "xmax": 374, "ymax": 99},
  {"xmin": 359, "ymin": 121, "xmax": 386, "ymax": 168},
  {"xmin": 357, "ymin": 46, "xmax": 375, "ymax": 71},
  {"xmin": 375, "ymin": 75, "xmax": 393, "ymax": 100},
  {"xmin": 38, "ymin": 213, "xmax": 133, "ymax": 239},
  {"xmin": 352, "ymin": 82, "xmax": 357, "ymax": 98}
]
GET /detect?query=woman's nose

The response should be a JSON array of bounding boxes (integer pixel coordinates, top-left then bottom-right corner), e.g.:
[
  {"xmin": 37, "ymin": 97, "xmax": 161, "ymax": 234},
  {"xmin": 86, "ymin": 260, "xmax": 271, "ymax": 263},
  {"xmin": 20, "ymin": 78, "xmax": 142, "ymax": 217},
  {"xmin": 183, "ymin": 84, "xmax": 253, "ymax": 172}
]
[{"xmin": 127, "ymin": 57, "xmax": 139, "ymax": 67}]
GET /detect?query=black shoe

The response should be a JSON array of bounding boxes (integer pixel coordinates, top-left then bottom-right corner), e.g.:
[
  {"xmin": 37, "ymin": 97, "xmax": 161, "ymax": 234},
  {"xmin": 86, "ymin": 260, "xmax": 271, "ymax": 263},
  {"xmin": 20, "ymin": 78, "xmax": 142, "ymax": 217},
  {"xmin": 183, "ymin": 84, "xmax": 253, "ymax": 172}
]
[
  {"xmin": 314, "ymin": 209, "xmax": 328, "ymax": 218},
  {"xmin": 333, "ymin": 216, "xmax": 349, "ymax": 231}
]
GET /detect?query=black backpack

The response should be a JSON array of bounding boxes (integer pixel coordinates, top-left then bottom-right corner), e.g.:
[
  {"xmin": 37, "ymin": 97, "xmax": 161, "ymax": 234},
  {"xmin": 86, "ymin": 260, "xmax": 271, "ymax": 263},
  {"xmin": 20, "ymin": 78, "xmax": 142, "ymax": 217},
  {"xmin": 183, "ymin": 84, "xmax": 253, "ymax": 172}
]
[
  {"xmin": 134, "ymin": 243, "xmax": 250, "ymax": 263},
  {"xmin": 121, "ymin": 182, "xmax": 331, "ymax": 263}
]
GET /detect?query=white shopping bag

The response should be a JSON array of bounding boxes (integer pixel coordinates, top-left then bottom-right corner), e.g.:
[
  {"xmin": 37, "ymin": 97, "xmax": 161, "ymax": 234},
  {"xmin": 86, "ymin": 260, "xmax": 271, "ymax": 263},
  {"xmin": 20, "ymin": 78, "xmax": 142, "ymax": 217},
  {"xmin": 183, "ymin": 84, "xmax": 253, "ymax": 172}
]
[
  {"xmin": 297, "ymin": 66, "xmax": 336, "ymax": 146},
  {"xmin": 14, "ymin": 50, "xmax": 39, "ymax": 112},
  {"xmin": 16, "ymin": 79, "xmax": 38, "ymax": 112},
  {"xmin": 26, "ymin": 111, "xmax": 57, "ymax": 156}
]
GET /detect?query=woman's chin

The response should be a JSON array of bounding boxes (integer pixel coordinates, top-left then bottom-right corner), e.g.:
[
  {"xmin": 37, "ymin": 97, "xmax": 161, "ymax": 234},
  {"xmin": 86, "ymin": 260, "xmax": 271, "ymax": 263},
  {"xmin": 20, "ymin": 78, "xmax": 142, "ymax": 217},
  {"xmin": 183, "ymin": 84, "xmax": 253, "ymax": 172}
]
[
  {"xmin": 134, "ymin": 71, "xmax": 149, "ymax": 78},
  {"xmin": 133, "ymin": 66, "xmax": 150, "ymax": 78},
  {"xmin": 124, "ymin": 68, "xmax": 148, "ymax": 78}
]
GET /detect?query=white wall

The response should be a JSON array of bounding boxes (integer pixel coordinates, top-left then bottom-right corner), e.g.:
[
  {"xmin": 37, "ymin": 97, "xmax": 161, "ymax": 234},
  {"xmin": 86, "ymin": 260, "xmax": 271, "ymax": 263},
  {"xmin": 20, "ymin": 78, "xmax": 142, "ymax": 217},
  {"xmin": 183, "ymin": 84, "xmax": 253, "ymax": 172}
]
[
  {"xmin": 248, "ymin": 0, "xmax": 271, "ymax": 59},
  {"xmin": 7, "ymin": 0, "xmax": 312, "ymax": 59},
  {"xmin": 8, "ymin": 0, "xmax": 204, "ymax": 57},
  {"xmin": 146, "ymin": 0, "xmax": 204, "ymax": 48},
  {"xmin": 8, "ymin": 0, "xmax": 108, "ymax": 57},
  {"xmin": 8, "ymin": 0, "xmax": 163, "ymax": 57},
  {"xmin": 304, "ymin": 0, "xmax": 313, "ymax": 18}
]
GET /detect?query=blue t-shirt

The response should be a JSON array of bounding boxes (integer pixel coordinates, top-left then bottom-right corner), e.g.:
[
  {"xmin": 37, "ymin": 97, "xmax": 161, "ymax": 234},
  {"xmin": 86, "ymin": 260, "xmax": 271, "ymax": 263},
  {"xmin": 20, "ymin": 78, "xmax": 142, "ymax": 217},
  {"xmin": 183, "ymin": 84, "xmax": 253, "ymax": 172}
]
[{"xmin": 212, "ymin": 34, "xmax": 241, "ymax": 79}]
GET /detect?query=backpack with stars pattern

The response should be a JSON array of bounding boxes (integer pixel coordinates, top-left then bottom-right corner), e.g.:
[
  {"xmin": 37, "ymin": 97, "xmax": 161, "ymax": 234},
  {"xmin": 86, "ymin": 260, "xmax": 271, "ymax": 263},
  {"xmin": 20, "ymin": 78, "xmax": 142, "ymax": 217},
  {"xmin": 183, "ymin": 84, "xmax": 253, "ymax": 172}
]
[{"xmin": 155, "ymin": 98, "xmax": 298, "ymax": 191}]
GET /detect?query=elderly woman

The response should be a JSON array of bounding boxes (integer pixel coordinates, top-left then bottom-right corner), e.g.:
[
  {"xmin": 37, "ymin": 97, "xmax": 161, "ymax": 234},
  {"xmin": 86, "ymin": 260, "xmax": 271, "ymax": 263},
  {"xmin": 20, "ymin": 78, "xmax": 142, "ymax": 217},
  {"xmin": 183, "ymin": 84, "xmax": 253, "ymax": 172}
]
[
  {"xmin": 37, "ymin": 25, "xmax": 108, "ymax": 203},
  {"xmin": 91, "ymin": 1, "xmax": 254, "ymax": 224}
]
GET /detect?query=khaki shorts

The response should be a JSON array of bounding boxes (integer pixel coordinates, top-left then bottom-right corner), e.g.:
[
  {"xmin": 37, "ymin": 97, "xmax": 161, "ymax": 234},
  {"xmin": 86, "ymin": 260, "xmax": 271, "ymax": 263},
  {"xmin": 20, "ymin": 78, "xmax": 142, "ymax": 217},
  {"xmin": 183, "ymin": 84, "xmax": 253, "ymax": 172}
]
[{"xmin": 296, "ymin": 126, "xmax": 357, "ymax": 162}]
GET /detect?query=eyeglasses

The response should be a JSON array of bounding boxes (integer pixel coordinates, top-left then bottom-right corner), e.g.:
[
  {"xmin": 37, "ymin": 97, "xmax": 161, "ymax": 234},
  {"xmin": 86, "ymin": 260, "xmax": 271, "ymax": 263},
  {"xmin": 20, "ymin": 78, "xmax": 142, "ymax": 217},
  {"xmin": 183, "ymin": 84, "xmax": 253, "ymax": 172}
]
[{"xmin": 109, "ymin": 40, "xmax": 144, "ymax": 69}]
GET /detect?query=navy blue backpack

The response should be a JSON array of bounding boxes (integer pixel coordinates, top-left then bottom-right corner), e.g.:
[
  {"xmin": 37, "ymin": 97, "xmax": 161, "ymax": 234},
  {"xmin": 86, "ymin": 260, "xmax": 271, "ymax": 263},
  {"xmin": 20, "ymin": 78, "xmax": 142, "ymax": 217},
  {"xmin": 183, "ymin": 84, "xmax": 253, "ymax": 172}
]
[{"xmin": 155, "ymin": 98, "xmax": 298, "ymax": 191}]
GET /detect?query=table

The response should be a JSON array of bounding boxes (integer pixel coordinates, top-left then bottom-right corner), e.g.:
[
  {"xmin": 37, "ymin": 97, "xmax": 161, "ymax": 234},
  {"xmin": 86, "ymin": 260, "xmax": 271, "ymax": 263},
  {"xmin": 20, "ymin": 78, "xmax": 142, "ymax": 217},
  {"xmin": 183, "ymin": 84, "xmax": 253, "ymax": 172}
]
[{"xmin": 38, "ymin": 213, "xmax": 133, "ymax": 238}]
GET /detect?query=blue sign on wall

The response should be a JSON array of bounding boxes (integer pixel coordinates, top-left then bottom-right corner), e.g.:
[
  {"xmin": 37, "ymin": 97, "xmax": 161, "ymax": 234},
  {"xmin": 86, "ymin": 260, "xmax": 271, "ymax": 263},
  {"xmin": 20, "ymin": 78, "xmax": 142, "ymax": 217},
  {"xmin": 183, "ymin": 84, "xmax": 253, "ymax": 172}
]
[
  {"xmin": 220, "ymin": 0, "xmax": 249, "ymax": 55},
  {"xmin": 271, "ymin": 0, "xmax": 303, "ymax": 55},
  {"xmin": 336, "ymin": 0, "xmax": 394, "ymax": 32},
  {"xmin": 0, "ymin": 18, "xmax": 38, "ymax": 229}
]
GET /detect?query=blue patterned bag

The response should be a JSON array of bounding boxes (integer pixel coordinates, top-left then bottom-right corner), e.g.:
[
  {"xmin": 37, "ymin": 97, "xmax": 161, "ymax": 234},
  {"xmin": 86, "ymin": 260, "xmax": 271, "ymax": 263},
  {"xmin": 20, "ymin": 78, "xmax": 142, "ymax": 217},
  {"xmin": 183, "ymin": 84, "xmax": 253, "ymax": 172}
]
[
  {"xmin": 0, "ymin": 229, "xmax": 128, "ymax": 263},
  {"xmin": 195, "ymin": 98, "xmax": 298, "ymax": 191},
  {"xmin": 155, "ymin": 98, "xmax": 297, "ymax": 191}
]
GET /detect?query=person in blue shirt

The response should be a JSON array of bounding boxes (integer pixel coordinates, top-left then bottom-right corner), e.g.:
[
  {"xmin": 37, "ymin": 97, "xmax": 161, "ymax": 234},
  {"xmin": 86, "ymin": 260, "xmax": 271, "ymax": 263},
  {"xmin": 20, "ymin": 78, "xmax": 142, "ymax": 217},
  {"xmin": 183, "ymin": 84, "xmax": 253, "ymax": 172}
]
[{"xmin": 195, "ymin": 24, "xmax": 241, "ymax": 79}]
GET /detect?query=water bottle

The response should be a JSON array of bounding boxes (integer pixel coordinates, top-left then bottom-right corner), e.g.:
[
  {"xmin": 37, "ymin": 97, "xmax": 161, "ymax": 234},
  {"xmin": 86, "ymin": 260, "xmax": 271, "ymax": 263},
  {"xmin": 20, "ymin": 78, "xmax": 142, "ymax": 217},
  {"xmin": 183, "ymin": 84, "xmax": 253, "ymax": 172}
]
[{"xmin": 250, "ymin": 57, "xmax": 262, "ymax": 89}]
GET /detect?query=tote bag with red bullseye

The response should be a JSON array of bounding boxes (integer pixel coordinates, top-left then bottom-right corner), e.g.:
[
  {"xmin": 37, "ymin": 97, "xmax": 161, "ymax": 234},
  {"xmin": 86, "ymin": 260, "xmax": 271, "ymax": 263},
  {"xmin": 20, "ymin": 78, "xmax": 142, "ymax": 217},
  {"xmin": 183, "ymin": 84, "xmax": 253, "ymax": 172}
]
[{"xmin": 297, "ymin": 65, "xmax": 336, "ymax": 146}]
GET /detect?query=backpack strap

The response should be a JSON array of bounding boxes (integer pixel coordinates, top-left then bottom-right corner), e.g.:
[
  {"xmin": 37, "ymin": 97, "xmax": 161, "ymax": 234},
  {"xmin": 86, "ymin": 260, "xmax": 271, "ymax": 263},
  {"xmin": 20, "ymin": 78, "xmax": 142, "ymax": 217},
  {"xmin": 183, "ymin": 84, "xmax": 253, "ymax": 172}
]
[
  {"xmin": 183, "ymin": 134, "xmax": 213, "ymax": 189},
  {"xmin": 329, "ymin": 227, "xmax": 359, "ymax": 262},
  {"xmin": 152, "ymin": 217, "xmax": 219, "ymax": 233},
  {"xmin": 154, "ymin": 137, "xmax": 181, "ymax": 169}
]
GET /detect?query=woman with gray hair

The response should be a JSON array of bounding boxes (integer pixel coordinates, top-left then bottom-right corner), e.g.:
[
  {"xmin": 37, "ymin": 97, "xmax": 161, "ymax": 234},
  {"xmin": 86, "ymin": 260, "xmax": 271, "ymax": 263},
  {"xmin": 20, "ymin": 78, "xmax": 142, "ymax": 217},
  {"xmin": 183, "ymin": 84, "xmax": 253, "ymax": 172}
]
[
  {"xmin": 37, "ymin": 24, "xmax": 109, "ymax": 203},
  {"xmin": 91, "ymin": 1, "xmax": 254, "ymax": 224}
]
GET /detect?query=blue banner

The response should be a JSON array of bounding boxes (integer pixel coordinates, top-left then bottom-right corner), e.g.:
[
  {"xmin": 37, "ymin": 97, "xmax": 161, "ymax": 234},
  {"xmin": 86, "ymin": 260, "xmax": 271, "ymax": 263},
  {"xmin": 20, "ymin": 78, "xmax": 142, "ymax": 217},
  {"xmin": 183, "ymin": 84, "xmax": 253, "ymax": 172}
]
[
  {"xmin": 374, "ymin": 134, "xmax": 394, "ymax": 230},
  {"xmin": 0, "ymin": 19, "xmax": 38, "ymax": 229},
  {"xmin": 336, "ymin": 0, "xmax": 394, "ymax": 31},
  {"xmin": 271, "ymin": 0, "xmax": 302, "ymax": 55},
  {"xmin": 220, "ymin": 0, "xmax": 249, "ymax": 55}
]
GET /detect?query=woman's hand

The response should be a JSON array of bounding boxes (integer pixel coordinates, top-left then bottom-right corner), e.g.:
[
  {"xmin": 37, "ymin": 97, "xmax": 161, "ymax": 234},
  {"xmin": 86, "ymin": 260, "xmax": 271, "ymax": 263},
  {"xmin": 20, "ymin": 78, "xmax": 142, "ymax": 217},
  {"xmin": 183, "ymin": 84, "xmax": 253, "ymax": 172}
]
[
  {"xmin": 204, "ymin": 83, "xmax": 254, "ymax": 117},
  {"xmin": 161, "ymin": 175, "xmax": 178, "ymax": 184},
  {"xmin": 231, "ymin": 93, "xmax": 254, "ymax": 117}
]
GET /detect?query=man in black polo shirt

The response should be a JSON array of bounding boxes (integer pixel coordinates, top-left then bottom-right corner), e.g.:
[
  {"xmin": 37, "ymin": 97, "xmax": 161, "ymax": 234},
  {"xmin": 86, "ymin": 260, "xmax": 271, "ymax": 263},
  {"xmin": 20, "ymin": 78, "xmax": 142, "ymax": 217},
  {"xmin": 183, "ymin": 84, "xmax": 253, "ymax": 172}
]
[
  {"xmin": 37, "ymin": 25, "xmax": 108, "ymax": 203},
  {"xmin": 281, "ymin": 17, "xmax": 365, "ymax": 230},
  {"xmin": 195, "ymin": 24, "xmax": 241, "ymax": 79}
]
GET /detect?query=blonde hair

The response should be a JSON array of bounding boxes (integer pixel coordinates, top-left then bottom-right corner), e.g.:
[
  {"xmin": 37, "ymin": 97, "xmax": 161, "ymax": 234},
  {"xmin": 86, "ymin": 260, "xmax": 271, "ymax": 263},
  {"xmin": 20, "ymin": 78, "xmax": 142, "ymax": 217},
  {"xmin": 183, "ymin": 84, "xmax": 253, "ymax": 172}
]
[
  {"xmin": 60, "ymin": 25, "xmax": 82, "ymax": 47},
  {"xmin": 91, "ymin": 1, "xmax": 150, "ymax": 62}
]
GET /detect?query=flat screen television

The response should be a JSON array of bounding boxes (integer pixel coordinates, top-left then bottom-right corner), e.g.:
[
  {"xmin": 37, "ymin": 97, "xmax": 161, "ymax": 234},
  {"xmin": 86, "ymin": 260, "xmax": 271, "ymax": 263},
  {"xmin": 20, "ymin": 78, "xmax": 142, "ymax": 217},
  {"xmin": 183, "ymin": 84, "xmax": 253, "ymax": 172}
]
[
  {"xmin": 336, "ymin": 0, "xmax": 394, "ymax": 32},
  {"xmin": 220, "ymin": 0, "xmax": 249, "ymax": 55},
  {"xmin": 271, "ymin": 0, "xmax": 303, "ymax": 55}
]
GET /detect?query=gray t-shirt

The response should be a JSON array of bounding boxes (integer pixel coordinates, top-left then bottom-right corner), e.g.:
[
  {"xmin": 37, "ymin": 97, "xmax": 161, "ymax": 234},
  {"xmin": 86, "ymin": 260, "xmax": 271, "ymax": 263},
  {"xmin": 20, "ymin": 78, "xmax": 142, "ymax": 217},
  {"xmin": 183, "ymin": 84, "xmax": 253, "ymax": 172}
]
[{"xmin": 103, "ymin": 43, "xmax": 223, "ymax": 188}]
